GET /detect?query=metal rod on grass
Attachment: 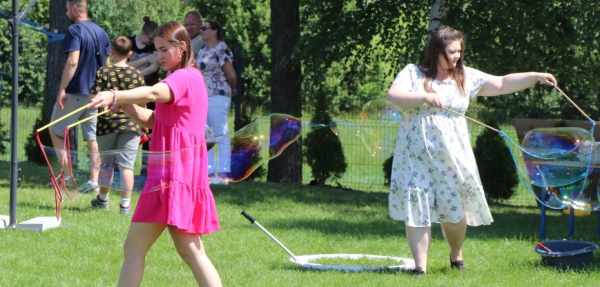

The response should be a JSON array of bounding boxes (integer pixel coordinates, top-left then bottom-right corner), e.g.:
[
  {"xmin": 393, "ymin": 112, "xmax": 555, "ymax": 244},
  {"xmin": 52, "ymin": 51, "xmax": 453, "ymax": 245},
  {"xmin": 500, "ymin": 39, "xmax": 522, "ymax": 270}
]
[{"xmin": 241, "ymin": 210, "xmax": 298, "ymax": 262}]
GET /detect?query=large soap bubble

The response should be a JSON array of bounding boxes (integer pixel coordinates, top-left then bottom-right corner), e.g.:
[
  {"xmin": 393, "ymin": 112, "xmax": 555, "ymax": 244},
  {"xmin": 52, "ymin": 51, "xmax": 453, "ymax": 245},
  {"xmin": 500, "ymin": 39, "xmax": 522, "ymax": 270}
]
[
  {"xmin": 330, "ymin": 99, "xmax": 402, "ymax": 158},
  {"xmin": 522, "ymin": 127, "xmax": 594, "ymax": 187},
  {"xmin": 227, "ymin": 113, "xmax": 327, "ymax": 182},
  {"xmin": 513, "ymin": 127, "xmax": 597, "ymax": 210},
  {"xmin": 43, "ymin": 114, "xmax": 328, "ymax": 198}
]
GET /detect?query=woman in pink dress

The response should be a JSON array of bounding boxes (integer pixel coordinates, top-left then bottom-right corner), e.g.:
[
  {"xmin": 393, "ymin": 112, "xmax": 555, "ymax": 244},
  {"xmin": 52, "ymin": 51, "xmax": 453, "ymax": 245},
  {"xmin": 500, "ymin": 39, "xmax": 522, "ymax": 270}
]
[{"xmin": 89, "ymin": 21, "xmax": 221, "ymax": 287}]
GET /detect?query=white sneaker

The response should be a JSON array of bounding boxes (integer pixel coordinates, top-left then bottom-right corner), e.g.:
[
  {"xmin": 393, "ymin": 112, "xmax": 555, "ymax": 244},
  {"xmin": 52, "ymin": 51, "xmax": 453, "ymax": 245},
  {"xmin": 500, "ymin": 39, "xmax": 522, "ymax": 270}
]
[
  {"xmin": 47, "ymin": 175, "xmax": 73, "ymax": 187},
  {"xmin": 78, "ymin": 181, "xmax": 100, "ymax": 194},
  {"xmin": 209, "ymin": 177, "xmax": 228, "ymax": 185}
]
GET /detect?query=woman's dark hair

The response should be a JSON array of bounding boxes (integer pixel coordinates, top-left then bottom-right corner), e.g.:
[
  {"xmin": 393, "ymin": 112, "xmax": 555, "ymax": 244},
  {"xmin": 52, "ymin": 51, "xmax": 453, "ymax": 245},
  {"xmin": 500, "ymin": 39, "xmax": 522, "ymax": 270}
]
[
  {"xmin": 204, "ymin": 20, "xmax": 224, "ymax": 41},
  {"xmin": 155, "ymin": 21, "xmax": 196, "ymax": 70},
  {"xmin": 419, "ymin": 28, "xmax": 466, "ymax": 96},
  {"xmin": 141, "ymin": 16, "xmax": 159, "ymax": 36}
]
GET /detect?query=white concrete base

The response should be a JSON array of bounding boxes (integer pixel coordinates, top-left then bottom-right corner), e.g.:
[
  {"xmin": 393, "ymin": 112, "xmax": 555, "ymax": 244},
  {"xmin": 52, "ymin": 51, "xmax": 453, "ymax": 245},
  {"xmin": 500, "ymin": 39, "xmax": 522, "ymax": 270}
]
[
  {"xmin": 0, "ymin": 215, "xmax": 9, "ymax": 229},
  {"xmin": 16, "ymin": 217, "xmax": 61, "ymax": 232}
]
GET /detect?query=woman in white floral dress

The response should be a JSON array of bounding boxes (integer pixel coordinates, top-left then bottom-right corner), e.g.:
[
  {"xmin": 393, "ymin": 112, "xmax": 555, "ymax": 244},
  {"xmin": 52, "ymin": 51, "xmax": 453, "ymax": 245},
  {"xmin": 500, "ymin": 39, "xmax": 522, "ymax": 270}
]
[{"xmin": 386, "ymin": 28, "xmax": 556, "ymax": 275}]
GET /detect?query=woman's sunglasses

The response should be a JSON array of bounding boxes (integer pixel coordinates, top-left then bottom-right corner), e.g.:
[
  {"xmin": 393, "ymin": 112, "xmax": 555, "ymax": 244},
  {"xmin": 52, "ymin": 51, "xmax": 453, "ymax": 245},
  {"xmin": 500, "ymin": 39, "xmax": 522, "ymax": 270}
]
[{"xmin": 200, "ymin": 26, "xmax": 212, "ymax": 31}]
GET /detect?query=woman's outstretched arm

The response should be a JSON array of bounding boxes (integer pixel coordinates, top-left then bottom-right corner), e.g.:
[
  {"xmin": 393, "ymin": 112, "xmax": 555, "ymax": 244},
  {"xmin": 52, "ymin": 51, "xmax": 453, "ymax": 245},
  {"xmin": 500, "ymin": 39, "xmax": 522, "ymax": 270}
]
[
  {"xmin": 477, "ymin": 72, "xmax": 556, "ymax": 97},
  {"xmin": 89, "ymin": 82, "xmax": 173, "ymax": 128}
]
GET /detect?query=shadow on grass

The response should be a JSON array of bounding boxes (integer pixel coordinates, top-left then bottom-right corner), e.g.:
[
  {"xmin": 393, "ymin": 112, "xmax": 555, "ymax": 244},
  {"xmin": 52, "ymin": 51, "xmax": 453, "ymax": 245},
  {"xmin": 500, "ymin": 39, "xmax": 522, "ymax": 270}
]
[
  {"xmin": 215, "ymin": 181, "xmax": 600, "ymax": 242},
  {"xmin": 213, "ymin": 181, "xmax": 388, "ymax": 207},
  {"xmin": 278, "ymin": 264, "xmax": 412, "ymax": 274},
  {"xmin": 17, "ymin": 201, "xmax": 91, "ymax": 213},
  {"xmin": 12, "ymin": 161, "xmax": 600, "ymax": 243}
]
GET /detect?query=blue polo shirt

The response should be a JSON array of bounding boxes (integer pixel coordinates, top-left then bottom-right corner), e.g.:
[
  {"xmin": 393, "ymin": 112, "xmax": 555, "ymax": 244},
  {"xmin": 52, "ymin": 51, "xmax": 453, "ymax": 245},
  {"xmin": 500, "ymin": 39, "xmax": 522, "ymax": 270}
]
[{"xmin": 62, "ymin": 20, "xmax": 111, "ymax": 95}]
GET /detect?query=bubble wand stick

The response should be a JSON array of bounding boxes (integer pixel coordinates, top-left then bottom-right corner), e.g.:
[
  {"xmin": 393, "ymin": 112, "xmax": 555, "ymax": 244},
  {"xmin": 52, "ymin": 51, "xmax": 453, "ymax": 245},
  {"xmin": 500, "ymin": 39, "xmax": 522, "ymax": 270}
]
[
  {"xmin": 36, "ymin": 104, "xmax": 89, "ymax": 132},
  {"xmin": 444, "ymin": 86, "xmax": 594, "ymax": 130}
]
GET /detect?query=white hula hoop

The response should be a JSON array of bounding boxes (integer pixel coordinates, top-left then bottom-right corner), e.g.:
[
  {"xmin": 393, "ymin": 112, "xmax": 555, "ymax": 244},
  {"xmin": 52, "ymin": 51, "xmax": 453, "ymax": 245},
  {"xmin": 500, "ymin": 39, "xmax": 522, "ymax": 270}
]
[{"xmin": 290, "ymin": 254, "xmax": 415, "ymax": 272}]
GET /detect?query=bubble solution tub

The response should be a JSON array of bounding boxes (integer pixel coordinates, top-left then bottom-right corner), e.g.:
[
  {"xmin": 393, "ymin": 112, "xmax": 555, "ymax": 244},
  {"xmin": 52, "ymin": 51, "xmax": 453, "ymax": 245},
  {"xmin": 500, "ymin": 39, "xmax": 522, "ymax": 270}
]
[{"xmin": 535, "ymin": 240, "xmax": 598, "ymax": 270}]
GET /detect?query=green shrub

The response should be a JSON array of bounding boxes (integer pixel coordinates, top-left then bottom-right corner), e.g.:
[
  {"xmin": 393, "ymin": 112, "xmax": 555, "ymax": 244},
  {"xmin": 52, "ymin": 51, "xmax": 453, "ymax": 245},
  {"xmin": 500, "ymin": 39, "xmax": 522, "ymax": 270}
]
[
  {"xmin": 0, "ymin": 121, "xmax": 6, "ymax": 155},
  {"xmin": 553, "ymin": 119, "xmax": 568, "ymax": 128},
  {"xmin": 473, "ymin": 118, "xmax": 519, "ymax": 203},
  {"xmin": 24, "ymin": 106, "xmax": 52, "ymax": 165},
  {"xmin": 304, "ymin": 91, "xmax": 347, "ymax": 186}
]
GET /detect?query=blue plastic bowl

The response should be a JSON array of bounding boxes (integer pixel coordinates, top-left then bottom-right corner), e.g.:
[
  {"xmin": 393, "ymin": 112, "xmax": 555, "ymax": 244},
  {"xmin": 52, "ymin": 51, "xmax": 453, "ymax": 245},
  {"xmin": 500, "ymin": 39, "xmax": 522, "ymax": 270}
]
[{"xmin": 535, "ymin": 240, "xmax": 598, "ymax": 270}]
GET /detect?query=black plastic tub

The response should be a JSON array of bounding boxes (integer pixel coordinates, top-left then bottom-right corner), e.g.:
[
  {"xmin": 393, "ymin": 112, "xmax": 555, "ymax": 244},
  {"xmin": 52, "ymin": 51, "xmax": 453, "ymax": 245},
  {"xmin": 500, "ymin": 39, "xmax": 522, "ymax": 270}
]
[{"xmin": 535, "ymin": 240, "xmax": 598, "ymax": 270}]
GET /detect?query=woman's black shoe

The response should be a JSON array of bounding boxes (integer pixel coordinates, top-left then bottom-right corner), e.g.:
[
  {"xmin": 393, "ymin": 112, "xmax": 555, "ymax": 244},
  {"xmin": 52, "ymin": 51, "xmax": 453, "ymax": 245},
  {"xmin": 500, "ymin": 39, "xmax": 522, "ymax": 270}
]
[
  {"xmin": 411, "ymin": 267, "xmax": 426, "ymax": 276},
  {"xmin": 450, "ymin": 254, "xmax": 466, "ymax": 272}
]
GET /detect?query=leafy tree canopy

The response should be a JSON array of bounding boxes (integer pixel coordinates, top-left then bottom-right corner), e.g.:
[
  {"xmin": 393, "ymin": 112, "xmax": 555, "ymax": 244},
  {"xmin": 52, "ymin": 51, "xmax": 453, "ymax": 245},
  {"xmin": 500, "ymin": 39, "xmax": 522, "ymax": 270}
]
[
  {"xmin": 4, "ymin": 0, "xmax": 600, "ymax": 121},
  {"xmin": 444, "ymin": 0, "xmax": 600, "ymax": 120}
]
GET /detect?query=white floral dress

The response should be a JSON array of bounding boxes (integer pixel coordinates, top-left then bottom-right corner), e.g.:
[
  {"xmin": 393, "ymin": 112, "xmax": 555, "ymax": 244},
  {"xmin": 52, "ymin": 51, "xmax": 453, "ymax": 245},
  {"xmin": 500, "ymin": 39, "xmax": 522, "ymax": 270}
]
[{"xmin": 389, "ymin": 64, "xmax": 493, "ymax": 227}]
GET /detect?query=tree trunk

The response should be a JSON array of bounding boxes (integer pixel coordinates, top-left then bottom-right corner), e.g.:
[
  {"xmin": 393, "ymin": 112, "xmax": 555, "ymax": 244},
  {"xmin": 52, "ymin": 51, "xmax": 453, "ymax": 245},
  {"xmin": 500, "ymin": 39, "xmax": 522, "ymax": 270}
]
[
  {"xmin": 45, "ymin": 0, "xmax": 78, "ymax": 157},
  {"xmin": 45, "ymin": 0, "xmax": 69, "ymax": 114},
  {"xmin": 428, "ymin": 0, "xmax": 446, "ymax": 37},
  {"xmin": 267, "ymin": 0, "xmax": 302, "ymax": 183}
]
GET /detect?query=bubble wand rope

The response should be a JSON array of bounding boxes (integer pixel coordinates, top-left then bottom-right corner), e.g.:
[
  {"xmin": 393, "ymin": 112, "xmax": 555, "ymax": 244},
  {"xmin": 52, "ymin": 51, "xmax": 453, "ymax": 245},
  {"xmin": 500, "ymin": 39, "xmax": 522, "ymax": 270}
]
[
  {"xmin": 35, "ymin": 105, "xmax": 109, "ymax": 218},
  {"xmin": 444, "ymin": 86, "xmax": 594, "ymax": 210},
  {"xmin": 443, "ymin": 108, "xmax": 499, "ymax": 132},
  {"xmin": 57, "ymin": 109, "xmax": 112, "ymax": 201},
  {"xmin": 445, "ymin": 107, "xmax": 571, "ymax": 209},
  {"xmin": 445, "ymin": 85, "xmax": 595, "ymax": 157}
]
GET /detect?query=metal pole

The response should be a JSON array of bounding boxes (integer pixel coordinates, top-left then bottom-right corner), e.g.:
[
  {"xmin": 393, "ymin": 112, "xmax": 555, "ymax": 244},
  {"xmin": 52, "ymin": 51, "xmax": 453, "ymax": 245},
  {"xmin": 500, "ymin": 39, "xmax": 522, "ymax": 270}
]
[
  {"xmin": 9, "ymin": 0, "xmax": 20, "ymax": 228},
  {"xmin": 234, "ymin": 41, "xmax": 242, "ymax": 130},
  {"xmin": 540, "ymin": 187, "xmax": 546, "ymax": 239},
  {"xmin": 568, "ymin": 205, "xmax": 575, "ymax": 237}
]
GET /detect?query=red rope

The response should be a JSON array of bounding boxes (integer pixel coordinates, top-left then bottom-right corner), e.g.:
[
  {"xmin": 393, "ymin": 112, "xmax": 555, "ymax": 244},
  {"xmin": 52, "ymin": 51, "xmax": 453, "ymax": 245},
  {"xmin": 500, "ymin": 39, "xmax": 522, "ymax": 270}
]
[
  {"xmin": 36, "ymin": 131, "xmax": 62, "ymax": 220},
  {"xmin": 62, "ymin": 126, "xmax": 78, "ymax": 201},
  {"xmin": 35, "ymin": 127, "xmax": 81, "ymax": 220}
]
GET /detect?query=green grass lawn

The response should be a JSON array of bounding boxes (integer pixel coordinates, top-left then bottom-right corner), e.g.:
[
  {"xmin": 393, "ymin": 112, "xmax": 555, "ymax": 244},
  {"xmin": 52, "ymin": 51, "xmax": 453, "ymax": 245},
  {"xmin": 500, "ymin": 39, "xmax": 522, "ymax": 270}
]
[{"xmin": 2, "ymin": 161, "xmax": 600, "ymax": 286}]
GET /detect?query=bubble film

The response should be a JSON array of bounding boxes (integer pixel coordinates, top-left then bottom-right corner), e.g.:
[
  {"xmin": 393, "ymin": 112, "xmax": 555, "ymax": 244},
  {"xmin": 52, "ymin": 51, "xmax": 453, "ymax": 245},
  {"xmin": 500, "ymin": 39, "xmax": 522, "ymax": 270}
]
[
  {"xmin": 227, "ymin": 113, "xmax": 327, "ymax": 182},
  {"xmin": 517, "ymin": 127, "xmax": 596, "ymax": 210},
  {"xmin": 330, "ymin": 99, "xmax": 402, "ymax": 158},
  {"xmin": 522, "ymin": 128, "xmax": 594, "ymax": 187},
  {"xmin": 43, "ymin": 145, "xmax": 206, "ymax": 195}
]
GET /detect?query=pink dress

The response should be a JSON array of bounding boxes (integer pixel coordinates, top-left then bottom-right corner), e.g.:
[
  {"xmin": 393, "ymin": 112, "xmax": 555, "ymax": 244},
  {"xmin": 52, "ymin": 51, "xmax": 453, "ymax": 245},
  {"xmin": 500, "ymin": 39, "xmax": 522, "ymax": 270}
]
[{"xmin": 131, "ymin": 66, "xmax": 220, "ymax": 234}]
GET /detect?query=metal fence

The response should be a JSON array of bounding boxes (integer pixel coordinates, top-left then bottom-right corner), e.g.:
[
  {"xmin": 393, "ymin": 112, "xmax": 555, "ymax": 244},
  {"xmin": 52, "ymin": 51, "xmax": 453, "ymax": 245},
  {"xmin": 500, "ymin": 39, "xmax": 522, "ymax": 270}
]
[
  {"xmin": 0, "ymin": 102, "xmax": 538, "ymax": 207},
  {"xmin": 301, "ymin": 108, "xmax": 538, "ymax": 208}
]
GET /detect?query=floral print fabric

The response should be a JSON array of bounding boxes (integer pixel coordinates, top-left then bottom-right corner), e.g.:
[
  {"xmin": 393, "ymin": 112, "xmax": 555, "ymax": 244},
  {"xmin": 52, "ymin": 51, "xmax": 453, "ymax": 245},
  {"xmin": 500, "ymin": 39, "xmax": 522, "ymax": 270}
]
[
  {"xmin": 196, "ymin": 41, "xmax": 234, "ymax": 98},
  {"xmin": 389, "ymin": 64, "xmax": 493, "ymax": 227}
]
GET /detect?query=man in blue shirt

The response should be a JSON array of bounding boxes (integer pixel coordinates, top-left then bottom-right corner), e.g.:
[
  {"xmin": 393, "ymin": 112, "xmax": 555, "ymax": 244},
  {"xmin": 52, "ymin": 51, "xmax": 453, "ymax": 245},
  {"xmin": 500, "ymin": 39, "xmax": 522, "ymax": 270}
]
[{"xmin": 48, "ymin": 0, "xmax": 111, "ymax": 194}]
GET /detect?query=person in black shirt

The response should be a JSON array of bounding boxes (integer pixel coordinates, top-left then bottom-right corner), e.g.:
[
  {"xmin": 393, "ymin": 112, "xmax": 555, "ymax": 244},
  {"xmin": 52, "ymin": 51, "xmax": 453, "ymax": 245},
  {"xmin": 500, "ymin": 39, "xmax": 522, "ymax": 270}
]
[
  {"xmin": 128, "ymin": 16, "xmax": 159, "ymax": 86},
  {"xmin": 127, "ymin": 16, "xmax": 159, "ymax": 175},
  {"xmin": 89, "ymin": 36, "xmax": 146, "ymax": 214}
]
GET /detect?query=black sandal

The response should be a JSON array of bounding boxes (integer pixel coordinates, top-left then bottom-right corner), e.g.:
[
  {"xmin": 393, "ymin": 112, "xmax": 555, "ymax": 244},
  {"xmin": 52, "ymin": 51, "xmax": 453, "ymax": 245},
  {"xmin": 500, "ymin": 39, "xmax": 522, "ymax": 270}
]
[
  {"xmin": 411, "ymin": 267, "xmax": 426, "ymax": 276},
  {"xmin": 450, "ymin": 253, "xmax": 466, "ymax": 272}
]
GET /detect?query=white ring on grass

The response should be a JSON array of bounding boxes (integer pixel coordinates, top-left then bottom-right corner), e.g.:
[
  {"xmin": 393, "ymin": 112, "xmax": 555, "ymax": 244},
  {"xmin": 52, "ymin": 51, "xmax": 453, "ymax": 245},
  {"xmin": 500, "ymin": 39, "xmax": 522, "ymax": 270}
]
[{"xmin": 290, "ymin": 254, "xmax": 415, "ymax": 272}]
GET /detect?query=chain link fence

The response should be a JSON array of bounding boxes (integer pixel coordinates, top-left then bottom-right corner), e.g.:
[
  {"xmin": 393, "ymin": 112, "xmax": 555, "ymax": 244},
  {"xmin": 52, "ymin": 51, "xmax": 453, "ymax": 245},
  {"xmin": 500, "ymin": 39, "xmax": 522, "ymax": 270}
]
[{"xmin": 1, "ymin": 99, "xmax": 538, "ymax": 207}]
